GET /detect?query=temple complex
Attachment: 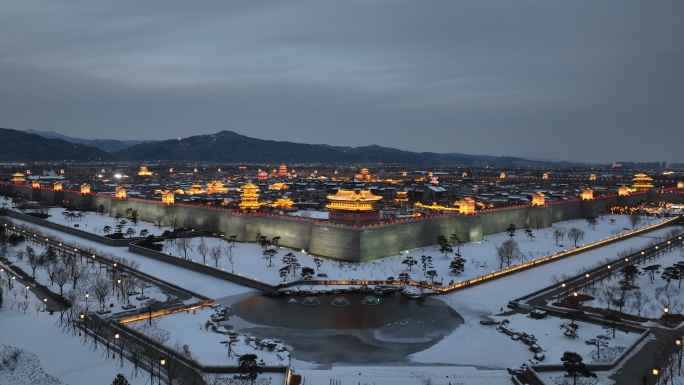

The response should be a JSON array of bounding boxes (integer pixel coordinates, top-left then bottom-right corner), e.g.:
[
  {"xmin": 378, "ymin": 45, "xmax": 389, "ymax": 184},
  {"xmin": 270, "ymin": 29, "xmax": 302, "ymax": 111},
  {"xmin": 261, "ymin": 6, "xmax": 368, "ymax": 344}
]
[
  {"xmin": 394, "ymin": 191, "xmax": 408, "ymax": 204},
  {"xmin": 206, "ymin": 180, "xmax": 227, "ymax": 194},
  {"xmin": 269, "ymin": 182, "xmax": 289, "ymax": 190},
  {"xmin": 185, "ymin": 183, "xmax": 205, "ymax": 195},
  {"xmin": 326, "ymin": 189, "xmax": 382, "ymax": 225},
  {"xmin": 270, "ymin": 197, "xmax": 294, "ymax": 210},
  {"xmin": 11, "ymin": 173, "xmax": 26, "ymax": 184},
  {"xmin": 239, "ymin": 180, "xmax": 263, "ymax": 211},
  {"xmin": 632, "ymin": 173, "xmax": 654, "ymax": 192}
]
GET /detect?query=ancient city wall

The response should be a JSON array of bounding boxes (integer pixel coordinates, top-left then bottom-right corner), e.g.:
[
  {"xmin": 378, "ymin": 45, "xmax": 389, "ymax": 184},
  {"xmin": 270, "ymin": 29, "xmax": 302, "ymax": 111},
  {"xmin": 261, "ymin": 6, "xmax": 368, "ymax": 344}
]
[{"xmin": 3, "ymin": 182, "xmax": 684, "ymax": 261}]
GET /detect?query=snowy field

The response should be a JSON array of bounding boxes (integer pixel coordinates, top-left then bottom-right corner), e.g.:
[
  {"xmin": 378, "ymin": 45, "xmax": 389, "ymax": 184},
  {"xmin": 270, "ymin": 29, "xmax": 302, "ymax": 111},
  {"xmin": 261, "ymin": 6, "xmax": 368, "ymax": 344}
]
[
  {"xmin": 145, "ymin": 214, "xmax": 674, "ymax": 288},
  {"xmin": 152, "ymin": 305, "xmax": 291, "ymax": 367},
  {"xmin": 574, "ymin": 245, "xmax": 684, "ymax": 322},
  {"xmin": 2, "ymin": 207, "xmax": 682, "ymax": 385},
  {"xmin": 0, "ymin": 288, "xmax": 148, "ymax": 385}
]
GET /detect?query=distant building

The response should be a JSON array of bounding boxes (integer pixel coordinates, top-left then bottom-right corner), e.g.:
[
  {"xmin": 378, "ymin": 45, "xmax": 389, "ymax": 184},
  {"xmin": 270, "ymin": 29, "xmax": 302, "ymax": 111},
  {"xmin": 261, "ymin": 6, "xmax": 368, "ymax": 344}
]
[
  {"xmin": 239, "ymin": 180, "xmax": 263, "ymax": 211},
  {"xmin": 632, "ymin": 173, "xmax": 654, "ymax": 192},
  {"xmin": 115, "ymin": 186, "xmax": 127, "ymax": 199},
  {"xmin": 580, "ymin": 188, "xmax": 593, "ymax": 200},
  {"xmin": 326, "ymin": 189, "xmax": 382, "ymax": 225},
  {"xmin": 80, "ymin": 184, "xmax": 91, "ymax": 194}
]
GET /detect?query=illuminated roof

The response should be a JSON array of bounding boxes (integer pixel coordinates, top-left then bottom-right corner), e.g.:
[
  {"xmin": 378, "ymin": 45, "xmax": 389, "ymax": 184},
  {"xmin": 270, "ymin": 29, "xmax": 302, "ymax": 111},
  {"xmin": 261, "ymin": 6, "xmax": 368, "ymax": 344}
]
[{"xmin": 326, "ymin": 189, "xmax": 382, "ymax": 211}]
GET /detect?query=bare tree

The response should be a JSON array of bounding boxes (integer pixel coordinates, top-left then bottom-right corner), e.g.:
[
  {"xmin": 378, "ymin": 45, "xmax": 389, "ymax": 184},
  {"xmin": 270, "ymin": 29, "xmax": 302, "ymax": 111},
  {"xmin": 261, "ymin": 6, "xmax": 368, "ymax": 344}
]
[
  {"xmin": 629, "ymin": 290, "xmax": 651, "ymax": 317},
  {"xmin": 92, "ymin": 273, "xmax": 111, "ymax": 311},
  {"xmin": 175, "ymin": 237, "xmax": 194, "ymax": 259},
  {"xmin": 154, "ymin": 214, "xmax": 165, "ymax": 228},
  {"xmin": 629, "ymin": 212, "xmax": 641, "ymax": 229},
  {"xmin": 209, "ymin": 245, "xmax": 223, "ymax": 267},
  {"xmin": 495, "ymin": 239, "xmax": 521, "ymax": 269},
  {"xmin": 553, "ymin": 227, "xmax": 567, "ymax": 246},
  {"xmin": 197, "ymin": 237, "xmax": 209, "ymax": 264},
  {"xmin": 53, "ymin": 263, "xmax": 70, "ymax": 296},
  {"xmin": 567, "ymin": 227, "xmax": 586, "ymax": 248}
]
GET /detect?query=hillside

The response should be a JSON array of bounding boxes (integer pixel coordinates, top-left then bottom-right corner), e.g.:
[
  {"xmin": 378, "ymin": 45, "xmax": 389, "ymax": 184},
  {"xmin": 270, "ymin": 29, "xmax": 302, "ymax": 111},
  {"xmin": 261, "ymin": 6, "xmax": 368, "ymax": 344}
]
[{"xmin": 0, "ymin": 128, "xmax": 112, "ymax": 161}]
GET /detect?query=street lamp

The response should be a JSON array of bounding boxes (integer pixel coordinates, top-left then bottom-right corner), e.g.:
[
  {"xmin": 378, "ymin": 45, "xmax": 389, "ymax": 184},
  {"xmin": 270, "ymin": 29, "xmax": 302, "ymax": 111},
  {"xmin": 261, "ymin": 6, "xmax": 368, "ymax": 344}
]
[
  {"xmin": 25, "ymin": 285, "xmax": 29, "ymax": 299},
  {"xmin": 42, "ymin": 297, "xmax": 47, "ymax": 312},
  {"xmin": 573, "ymin": 292, "xmax": 579, "ymax": 309},
  {"xmin": 159, "ymin": 357, "xmax": 166, "ymax": 385},
  {"xmin": 85, "ymin": 292, "xmax": 89, "ymax": 311},
  {"xmin": 677, "ymin": 338, "xmax": 683, "ymax": 375},
  {"xmin": 79, "ymin": 313, "xmax": 87, "ymax": 342},
  {"xmin": 665, "ymin": 307, "xmax": 670, "ymax": 327},
  {"xmin": 585, "ymin": 273, "xmax": 590, "ymax": 290}
]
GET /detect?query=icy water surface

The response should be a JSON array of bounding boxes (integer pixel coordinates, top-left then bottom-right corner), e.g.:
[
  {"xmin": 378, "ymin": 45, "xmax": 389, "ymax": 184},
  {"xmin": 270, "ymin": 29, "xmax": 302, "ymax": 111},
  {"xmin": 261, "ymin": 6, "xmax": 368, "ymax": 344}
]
[{"xmin": 229, "ymin": 292, "xmax": 462, "ymax": 364}]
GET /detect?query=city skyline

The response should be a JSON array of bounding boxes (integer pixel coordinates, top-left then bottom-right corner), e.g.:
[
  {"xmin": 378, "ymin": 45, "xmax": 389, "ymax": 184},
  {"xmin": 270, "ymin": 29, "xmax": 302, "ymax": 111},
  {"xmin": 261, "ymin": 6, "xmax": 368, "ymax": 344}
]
[{"xmin": 1, "ymin": 1, "xmax": 683, "ymax": 164}]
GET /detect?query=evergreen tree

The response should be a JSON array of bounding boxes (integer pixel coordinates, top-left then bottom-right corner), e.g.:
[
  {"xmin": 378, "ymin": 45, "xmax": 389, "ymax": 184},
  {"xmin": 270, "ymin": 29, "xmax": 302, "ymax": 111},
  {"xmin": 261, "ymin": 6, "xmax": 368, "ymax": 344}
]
[{"xmin": 111, "ymin": 373, "xmax": 130, "ymax": 385}]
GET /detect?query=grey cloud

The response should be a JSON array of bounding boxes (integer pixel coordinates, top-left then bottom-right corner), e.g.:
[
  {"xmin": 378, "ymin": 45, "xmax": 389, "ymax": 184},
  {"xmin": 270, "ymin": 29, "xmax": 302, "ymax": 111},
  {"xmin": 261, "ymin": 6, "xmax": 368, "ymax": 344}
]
[{"xmin": 1, "ymin": 1, "xmax": 682, "ymax": 163}]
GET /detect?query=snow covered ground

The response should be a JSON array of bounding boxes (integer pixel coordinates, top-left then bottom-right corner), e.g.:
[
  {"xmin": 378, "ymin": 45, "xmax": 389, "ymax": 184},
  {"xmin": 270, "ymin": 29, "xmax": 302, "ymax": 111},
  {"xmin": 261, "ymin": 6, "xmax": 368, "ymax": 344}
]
[
  {"xmin": 0, "ymin": 287, "xmax": 148, "ymax": 385},
  {"xmin": 147, "ymin": 214, "xmax": 674, "ymax": 288},
  {"xmin": 2, "ymin": 207, "xmax": 681, "ymax": 385}
]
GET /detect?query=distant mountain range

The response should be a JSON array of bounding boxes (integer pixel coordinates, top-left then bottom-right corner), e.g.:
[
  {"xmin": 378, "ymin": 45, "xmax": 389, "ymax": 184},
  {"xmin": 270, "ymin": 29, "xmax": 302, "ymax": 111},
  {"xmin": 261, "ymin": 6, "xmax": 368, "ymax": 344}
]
[
  {"xmin": 2, "ymin": 127, "xmax": 555, "ymax": 166},
  {"xmin": 24, "ymin": 129, "xmax": 147, "ymax": 153}
]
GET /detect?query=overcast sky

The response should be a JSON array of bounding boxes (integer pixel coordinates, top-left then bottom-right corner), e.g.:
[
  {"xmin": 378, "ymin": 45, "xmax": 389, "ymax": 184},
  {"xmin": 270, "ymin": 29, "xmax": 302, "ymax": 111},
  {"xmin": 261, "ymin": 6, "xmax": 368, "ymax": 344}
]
[{"xmin": 1, "ymin": 1, "xmax": 682, "ymax": 163}]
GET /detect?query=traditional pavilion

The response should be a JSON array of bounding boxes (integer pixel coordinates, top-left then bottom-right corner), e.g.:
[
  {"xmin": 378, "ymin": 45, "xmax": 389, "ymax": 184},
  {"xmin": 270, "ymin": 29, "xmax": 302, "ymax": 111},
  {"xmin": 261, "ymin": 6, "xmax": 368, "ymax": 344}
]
[
  {"xmin": 80, "ymin": 184, "xmax": 91, "ymax": 194},
  {"xmin": 11, "ymin": 173, "xmax": 26, "ymax": 184},
  {"xmin": 239, "ymin": 180, "xmax": 263, "ymax": 211},
  {"xmin": 394, "ymin": 191, "xmax": 408, "ymax": 204},
  {"xmin": 580, "ymin": 188, "xmax": 593, "ymax": 200},
  {"xmin": 326, "ymin": 189, "xmax": 382, "ymax": 225},
  {"xmin": 542, "ymin": 173, "xmax": 549, "ymax": 179},
  {"xmin": 31, "ymin": 180, "xmax": 41, "ymax": 188},
  {"xmin": 532, "ymin": 192, "xmax": 546, "ymax": 206},
  {"xmin": 589, "ymin": 174, "xmax": 596, "ymax": 181},
  {"xmin": 458, "ymin": 197, "xmax": 476, "ymax": 214},
  {"xmin": 138, "ymin": 166, "xmax": 152, "ymax": 176},
  {"xmin": 269, "ymin": 182, "xmax": 289, "ymax": 191},
  {"xmin": 270, "ymin": 197, "xmax": 294, "ymax": 210},
  {"xmin": 115, "ymin": 186, "xmax": 127, "ymax": 199},
  {"xmin": 500, "ymin": 172, "xmax": 506, "ymax": 179},
  {"xmin": 53, "ymin": 181, "xmax": 63, "ymax": 191},
  {"xmin": 278, "ymin": 165, "xmax": 287, "ymax": 177},
  {"xmin": 186, "ymin": 183, "xmax": 205, "ymax": 195},
  {"xmin": 258, "ymin": 169, "xmax": 268, "ymax": 181},
  {"xmin": 161, "ymin": 191, "xmax": 175, "ymax": 205},
  {"xmin": 206, "ymin": 180, "xmax": 227, "ymax": 194},
  {"xmin": 632, "ymin": 173, "xmax": 654, "ymax": 192},
  {"xmin": 678, "ymin": 181, "xmax": 684, "ymax": 189}
]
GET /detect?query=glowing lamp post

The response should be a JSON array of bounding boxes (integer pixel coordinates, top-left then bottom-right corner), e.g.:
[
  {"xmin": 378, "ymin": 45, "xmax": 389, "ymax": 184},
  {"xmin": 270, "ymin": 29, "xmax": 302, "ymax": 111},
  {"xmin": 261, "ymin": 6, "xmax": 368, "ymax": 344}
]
[
  {"xmin": 42, "ymin": 297, "xmax": 47, "ymax": 312},
  {"xmin": 159, "ymin": 357, "xmax": 166, "ymax": 385},
  {"xmin": 25, "ymin": 285, "xmax": 29, "ymax": 299},
  {"xmin": 664, "ymin": 307, "xmax": 669, "ymax": 327},
  {"xmin": 585, "ymin": 273, "xmax": 590, "ymax": 290},
  {"xmin": 85, "ymin": 291, "xmax": 89, "ymax": 312},
  {"xmin": 573, "ymin": 292, "xmax": 579, "ymax": 309},
  {"xmin": 677, "ymin": 338, "xmax": 683, "ymax": 375}
]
